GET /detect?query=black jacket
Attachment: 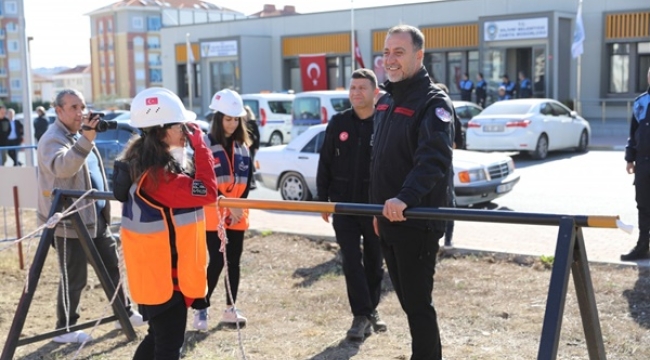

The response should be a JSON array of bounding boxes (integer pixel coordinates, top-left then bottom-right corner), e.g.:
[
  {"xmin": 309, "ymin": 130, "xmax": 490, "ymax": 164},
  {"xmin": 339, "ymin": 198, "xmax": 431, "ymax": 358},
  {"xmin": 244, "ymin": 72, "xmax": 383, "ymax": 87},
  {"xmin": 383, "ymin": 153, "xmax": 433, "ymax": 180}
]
[
  {"xmin": 34, "ymin": 115, "xmax": 49, "ymax": 142},
  {"xmin": 370, "ymin": 67, "xmax": 453, "ymax": 232},
  {"xmin": 625, "ymin": 86, "xmax": 650, "ymax": 164},
  {"xmin": 316, "ymin": 108, "xmax": 373, "ymax": 203}
]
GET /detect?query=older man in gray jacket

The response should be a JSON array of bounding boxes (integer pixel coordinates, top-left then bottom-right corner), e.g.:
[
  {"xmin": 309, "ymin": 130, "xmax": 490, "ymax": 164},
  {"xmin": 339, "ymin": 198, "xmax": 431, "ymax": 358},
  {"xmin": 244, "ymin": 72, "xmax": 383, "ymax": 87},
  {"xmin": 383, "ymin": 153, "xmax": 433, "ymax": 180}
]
[{"xmin": 37, "ymin": 89, "xmax": 144, "ymax": 344}]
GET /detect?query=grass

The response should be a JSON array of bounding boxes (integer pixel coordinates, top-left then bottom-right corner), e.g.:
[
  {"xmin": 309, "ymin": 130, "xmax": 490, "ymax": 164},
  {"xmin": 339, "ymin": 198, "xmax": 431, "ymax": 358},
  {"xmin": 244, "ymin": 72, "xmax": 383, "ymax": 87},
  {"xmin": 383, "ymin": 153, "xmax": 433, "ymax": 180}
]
[{"xmin": 0, "ymin": 211, "xmax": 649, "ymax": 359}]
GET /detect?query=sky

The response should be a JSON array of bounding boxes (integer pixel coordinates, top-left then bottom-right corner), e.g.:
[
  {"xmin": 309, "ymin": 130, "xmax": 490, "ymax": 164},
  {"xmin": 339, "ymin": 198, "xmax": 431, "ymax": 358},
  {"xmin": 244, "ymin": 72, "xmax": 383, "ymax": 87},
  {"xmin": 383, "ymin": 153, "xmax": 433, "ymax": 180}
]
[{"xmin": 25, "ymin": 0, "xmax": 432, "ymax": 69}]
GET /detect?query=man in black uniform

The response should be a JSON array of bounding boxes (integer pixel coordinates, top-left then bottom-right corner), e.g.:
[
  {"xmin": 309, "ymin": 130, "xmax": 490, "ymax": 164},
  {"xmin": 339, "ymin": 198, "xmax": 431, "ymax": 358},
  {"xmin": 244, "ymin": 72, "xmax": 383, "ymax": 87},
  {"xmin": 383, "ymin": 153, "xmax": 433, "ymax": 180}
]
[
  {"xmin": 459, "ymin": 72, "xmax": 473, "ymax": 101},
  {"xmin": 316, "ymin": 68, "xmax": 386, "ymax": 341},
  {"xmin": 622, "ymin": 66, "xmax": 650, "ymax": 261},
  {"xmin": 370, "ymin": 25, "xmax": 453, "ymax": 360},
  {"xmin": 475, "ymin": 72, "xmax": 487, "ymax": 107}
]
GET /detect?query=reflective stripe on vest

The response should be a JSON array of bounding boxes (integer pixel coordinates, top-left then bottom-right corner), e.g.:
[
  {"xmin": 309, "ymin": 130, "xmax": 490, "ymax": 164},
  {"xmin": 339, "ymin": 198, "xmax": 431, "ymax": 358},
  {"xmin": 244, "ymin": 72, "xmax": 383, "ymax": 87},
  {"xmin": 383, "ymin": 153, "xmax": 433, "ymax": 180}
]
[
  {"xmin": 205, "ymin": 140, "xmax": 251, "ymax": 231},
  {"xmin": 120, "ymin": 171, "xmax": 207, "ymax": 305}
]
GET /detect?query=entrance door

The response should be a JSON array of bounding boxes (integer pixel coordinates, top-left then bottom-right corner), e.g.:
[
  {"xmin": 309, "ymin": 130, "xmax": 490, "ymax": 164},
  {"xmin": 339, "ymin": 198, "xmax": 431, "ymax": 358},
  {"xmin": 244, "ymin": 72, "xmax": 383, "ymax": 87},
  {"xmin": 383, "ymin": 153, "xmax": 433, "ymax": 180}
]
[
  {"xmin": 532, "ymin": 46, "xmax": 546, "ymax": 98},
  {"xmin": 210, "ymin": 59, "xmax": 239, "ymax": 95}
]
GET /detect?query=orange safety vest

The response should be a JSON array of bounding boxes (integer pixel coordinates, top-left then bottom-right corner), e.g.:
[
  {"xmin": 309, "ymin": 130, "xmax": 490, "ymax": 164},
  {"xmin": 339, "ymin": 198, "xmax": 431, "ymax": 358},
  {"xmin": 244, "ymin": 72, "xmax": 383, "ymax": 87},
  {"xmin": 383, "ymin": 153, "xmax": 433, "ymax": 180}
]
[
  {"xmin": 120, "ymin": 172, "xmax": 208, "ymax": 305},
  {"xmin": 204, "ymin": 138, "xmax": 251, "ymax": 231}
]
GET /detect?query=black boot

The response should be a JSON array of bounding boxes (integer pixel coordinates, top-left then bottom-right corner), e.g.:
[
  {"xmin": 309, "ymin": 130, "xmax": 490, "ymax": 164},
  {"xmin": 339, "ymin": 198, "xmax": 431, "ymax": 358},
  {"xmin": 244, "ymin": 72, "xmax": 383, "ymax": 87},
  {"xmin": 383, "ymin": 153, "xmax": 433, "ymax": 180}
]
[
  {"xmin": 621, "ymin": 232, "xmax": 650, "ymax": 261},
  {"xmin": 346, "ymin": 316, "xmax": 371, "ymax": 341},
  {"xmin": 368, "ymin": 310, "xmax": 387, "ymax": 332}
]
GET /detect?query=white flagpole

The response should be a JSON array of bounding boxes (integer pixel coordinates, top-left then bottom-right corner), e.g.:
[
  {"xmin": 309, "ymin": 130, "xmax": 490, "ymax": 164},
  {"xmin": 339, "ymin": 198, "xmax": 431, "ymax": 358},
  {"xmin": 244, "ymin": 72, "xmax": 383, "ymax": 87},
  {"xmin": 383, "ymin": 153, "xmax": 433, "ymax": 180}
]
[
  {"xmin": 186, "ymin": 33, "xmax": 193, "ymax": 110},
  {"xmin": 350, "ymin": 0, "xmax": 355, "ymax": 72},
  {"xmin": 577, "ymin": 53, "xmax": 582, "ymax": 115}
]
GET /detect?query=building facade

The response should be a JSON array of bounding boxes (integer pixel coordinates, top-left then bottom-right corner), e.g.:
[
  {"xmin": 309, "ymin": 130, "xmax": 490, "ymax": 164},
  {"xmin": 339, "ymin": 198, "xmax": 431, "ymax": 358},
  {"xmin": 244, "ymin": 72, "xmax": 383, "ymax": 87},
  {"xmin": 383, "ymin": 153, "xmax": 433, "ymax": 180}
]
[
  {"xmin": 0, "ymin": 0, "xmax": 24, "ymax": 104},
  {"xmin": 86, "ymin": 0, "xmax": 245, "ymax": 104},
  {"xmin": 158, "ymin": 0, "xmax": 649, "ymax": 122},
  {"xmin": 52, "ymin": 65, "xmax": 93, "ymax": 103}
]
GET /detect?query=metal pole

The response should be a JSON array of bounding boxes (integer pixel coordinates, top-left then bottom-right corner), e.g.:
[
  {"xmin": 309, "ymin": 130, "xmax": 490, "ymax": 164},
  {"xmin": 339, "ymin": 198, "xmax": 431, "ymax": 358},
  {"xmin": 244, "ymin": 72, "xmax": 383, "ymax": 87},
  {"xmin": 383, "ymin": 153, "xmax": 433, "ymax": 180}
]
[
  {"xmin": 186, "ymin": 33, "xmax": 193, "ymax": 111},
  {"xmin": 12, "ymin": 187, "xmax": 23, "ymax": 270},
  {"xmin": 576, "ymin": 55, "xmax": 581, "ymax": 114},
  {"xmin": 350, "ymin": 0, "xmax": 355, "ymax": 72},
  {"xmin": 18, "ymin": 1, "xmax": 35, "ymax": 166}
]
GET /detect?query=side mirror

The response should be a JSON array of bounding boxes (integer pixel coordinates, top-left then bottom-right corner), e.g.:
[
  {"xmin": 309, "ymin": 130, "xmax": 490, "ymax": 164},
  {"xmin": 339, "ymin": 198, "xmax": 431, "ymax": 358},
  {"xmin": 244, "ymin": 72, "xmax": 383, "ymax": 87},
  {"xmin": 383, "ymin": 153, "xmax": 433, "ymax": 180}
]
[{"xmin": 570, "ymin": 111, "xmax": 577, "ymax": 118}]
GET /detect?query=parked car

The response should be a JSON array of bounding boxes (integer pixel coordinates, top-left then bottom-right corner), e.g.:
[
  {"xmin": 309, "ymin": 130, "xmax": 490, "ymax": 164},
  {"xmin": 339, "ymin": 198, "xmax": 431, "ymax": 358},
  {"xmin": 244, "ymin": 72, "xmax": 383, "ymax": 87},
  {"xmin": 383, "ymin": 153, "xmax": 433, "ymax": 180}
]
[
  {"xmin": 465, "ymin": 98, "xmax": 590, "ymax": 159},
  {"xmin": 291, "ymin": 90, "xmax": 350, "ymax": 138},
  {"xmin": 453, "ymin": 100, "xmax": 483, "ymax": 137},
  {"xmin": 254, "ymin": 124, "xmax": 520, "ymax": 206},
  {"xmin": 242, "ymin": 93, "xmax": 294, "ymax": 145},
  {"xmin": 94, "ymin": 120, "xmax": 139, "ymax": 189}
]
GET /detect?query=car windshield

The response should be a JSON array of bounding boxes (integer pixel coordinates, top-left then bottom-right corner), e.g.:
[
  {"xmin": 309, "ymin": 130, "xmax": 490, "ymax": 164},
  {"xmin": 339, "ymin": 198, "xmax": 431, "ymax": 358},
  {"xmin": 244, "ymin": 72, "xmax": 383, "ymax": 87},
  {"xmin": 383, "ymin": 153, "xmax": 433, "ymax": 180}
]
[
  {"xmin": 480, "ymin": 103, "xmax": 533, "ymax": 116},
  {"xmin": 330, "ymin": 98, "xmax": 351, "ymax": 112}
]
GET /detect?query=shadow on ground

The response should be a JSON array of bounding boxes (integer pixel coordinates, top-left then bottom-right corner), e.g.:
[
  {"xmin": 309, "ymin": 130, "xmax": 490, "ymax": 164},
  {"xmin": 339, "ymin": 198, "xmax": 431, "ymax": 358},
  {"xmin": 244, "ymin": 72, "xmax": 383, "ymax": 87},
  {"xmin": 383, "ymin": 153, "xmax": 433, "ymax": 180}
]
[{"xmin": 623, "ymin": 266, "xmax": 650, "ymax": 329}]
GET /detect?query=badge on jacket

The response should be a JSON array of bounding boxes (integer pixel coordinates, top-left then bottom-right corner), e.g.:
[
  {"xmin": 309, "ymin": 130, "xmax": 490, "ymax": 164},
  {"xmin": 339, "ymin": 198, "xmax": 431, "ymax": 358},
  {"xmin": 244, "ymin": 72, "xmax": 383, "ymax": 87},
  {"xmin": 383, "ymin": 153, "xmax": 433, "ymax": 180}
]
[
  {"xmin": 192, "ymin": 180, "xmax": 207, "ymax": 196},
  {"xmin": 435, "ymin": 107, "xmax": 452, "ymax": 122},
  {"xmin": 339, "ymin": 131, "xmax": 349, "ymax": 141}
]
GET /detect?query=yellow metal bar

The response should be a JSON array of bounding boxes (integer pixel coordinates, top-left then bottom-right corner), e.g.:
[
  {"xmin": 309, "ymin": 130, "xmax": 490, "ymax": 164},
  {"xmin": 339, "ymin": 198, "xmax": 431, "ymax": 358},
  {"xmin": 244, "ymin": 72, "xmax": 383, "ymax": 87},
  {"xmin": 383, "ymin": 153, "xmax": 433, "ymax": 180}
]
[
  {"xmin": 586, "ymin": 216, "xmax": 620, "ymax": 229},
  {"xmin": 217, "ymin": 198, "xmax": 336, "ymax": 213}
]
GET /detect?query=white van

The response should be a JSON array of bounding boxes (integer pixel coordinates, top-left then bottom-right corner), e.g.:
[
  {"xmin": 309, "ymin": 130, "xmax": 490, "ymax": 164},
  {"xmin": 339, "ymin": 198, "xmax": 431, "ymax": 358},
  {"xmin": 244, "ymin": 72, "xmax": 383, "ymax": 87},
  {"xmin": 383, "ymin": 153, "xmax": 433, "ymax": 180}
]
[
  {"xmin": 291, "ymin": 90, "xmax": 351, "ymax": 138},
  {"xmin": 241, "ymin": 93, "xmax": 294, "ymax": 145}
]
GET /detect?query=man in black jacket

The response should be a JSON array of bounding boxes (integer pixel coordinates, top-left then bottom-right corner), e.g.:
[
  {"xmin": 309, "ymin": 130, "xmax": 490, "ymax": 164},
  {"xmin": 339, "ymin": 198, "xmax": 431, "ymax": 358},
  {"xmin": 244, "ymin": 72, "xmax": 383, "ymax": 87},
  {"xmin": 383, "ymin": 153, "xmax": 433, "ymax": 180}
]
[
  {"xmin": 0, "ymin": 106, "xmax": 8, "ymax": 166},
  {"xmin": 370, "ymin": 25, "xmax": 453, "ymax": 360},
  {"xmin": 316, "ymin": 68, "xmax": 386, "ymax": 341}
]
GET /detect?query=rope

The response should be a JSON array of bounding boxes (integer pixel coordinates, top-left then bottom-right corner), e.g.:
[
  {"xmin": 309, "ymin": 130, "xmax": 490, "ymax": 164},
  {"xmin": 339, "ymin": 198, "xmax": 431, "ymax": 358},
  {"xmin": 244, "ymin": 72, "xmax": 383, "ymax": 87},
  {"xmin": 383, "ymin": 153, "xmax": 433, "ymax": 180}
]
[{"xmin": 216, "ymin": 196, "xmax": 248, "ymax": 360}]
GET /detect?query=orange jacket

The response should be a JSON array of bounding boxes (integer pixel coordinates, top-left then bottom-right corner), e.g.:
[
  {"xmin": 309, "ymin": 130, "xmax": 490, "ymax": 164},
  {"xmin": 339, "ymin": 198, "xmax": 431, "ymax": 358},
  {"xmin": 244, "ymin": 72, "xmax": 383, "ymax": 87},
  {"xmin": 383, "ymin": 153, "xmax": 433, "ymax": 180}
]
[{"xmin": 204, "ymin": 138, "xmax": 251, "ymax": 231}]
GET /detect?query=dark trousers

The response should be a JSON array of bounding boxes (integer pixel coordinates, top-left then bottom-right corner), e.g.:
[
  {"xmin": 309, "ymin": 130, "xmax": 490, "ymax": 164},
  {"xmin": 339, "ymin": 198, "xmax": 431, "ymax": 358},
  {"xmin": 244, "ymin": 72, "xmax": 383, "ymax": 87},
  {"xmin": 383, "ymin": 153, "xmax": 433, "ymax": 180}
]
[
  {"xmin": 194, "ymin": 229, "xmax": 245, "ymax": 309},
  {"xmin": 635, "ymin": 168, "xmax": 650, "ymax": 247},
  {"xmin": 6, "ymin": 138, "xmax": 20, "ymax": 165},
  {"xmin": 132, "ymin": 299, "xmax": 187, "ymax": 360},
  {"xmin": 378, "ymin": 222, "xmax": 442, "ymax": 360},
  {"xmin": 332, "ymin": 214, "xmax": 384, "ymax": 316},
  {"xmin": 54, "ymin": 219, "xmax": 131, "ymax": 329}
]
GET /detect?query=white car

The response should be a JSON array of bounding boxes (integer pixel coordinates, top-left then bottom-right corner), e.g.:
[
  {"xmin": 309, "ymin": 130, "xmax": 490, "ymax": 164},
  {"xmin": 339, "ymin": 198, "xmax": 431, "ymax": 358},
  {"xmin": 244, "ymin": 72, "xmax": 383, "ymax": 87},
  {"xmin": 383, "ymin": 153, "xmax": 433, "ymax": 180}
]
[
  {"xmin": 242, "ymin": 93, "xmax": 294, "ymax": 145},
  {"xmin": 254, "ymin": 124, "xmax": 520, "ymax": 206},
  {"xmin": 465, "ymin": 98, "xmax": 591, "ymax": 159},
  {"xmin": 291, "ymin": 90, "xmax": 350, "ymax": 138}
]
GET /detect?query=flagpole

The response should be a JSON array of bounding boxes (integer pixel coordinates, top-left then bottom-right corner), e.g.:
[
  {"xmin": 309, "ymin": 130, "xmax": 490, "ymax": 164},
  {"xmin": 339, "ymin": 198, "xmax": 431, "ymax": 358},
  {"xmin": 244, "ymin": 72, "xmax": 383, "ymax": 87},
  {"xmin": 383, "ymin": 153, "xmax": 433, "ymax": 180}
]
[
  {"xmin": 186, "ymin": 33, "xmax": 193, "ymax": 110},
  {"xmin": 577, "ymin": 54, "xmax": 582, "ymax": 115},
  {"xmin": 350, "ymin": 0, "xmax": 355, "ymax": 72}
]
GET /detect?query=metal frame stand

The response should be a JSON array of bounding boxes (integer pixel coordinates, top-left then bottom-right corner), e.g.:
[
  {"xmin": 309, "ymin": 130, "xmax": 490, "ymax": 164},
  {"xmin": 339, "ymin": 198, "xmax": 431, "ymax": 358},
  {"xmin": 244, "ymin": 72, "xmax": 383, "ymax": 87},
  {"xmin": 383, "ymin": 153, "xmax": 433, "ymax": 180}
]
[{"xmin": 1, "ymin": 189, "xmax": 136, "ymax": 360}]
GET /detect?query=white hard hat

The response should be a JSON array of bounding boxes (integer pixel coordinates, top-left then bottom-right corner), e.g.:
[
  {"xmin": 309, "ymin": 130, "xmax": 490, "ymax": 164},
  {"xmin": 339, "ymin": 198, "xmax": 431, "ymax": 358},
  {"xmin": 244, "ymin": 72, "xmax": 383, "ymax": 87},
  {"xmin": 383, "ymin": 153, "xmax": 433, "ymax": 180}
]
[
  {"xmin": 209, "ymin": 89, "xmax": 247, "ymax": 117},
  {"xmin": 129, "ymin": 87, "xmax": 196, "ymax": 128}
]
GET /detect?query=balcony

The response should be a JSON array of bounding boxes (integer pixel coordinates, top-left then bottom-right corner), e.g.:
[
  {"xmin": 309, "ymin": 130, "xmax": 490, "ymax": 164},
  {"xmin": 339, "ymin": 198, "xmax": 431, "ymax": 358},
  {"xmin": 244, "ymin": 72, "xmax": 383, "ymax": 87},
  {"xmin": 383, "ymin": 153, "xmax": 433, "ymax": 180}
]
[
  {"xmin": 0, "ymin": 69, "xmax": 7, "ymax": 77},
  {"xmin": 0, "ymin": 50, "xmax": 6, "ymax": 57},
  {"xmin": 147, "ymin": 44, "xmax": 161, "ymax": 50},
  {"xmin": 0, "ymin": 88, "xmax": 9, "ymax": 96},
  {"xmin": 0, "ymin": 29, "xmax": 5, "ymax": 38},
  {"xmin": 148, "ymin": 61, "xmax": 162, "ymax": 67}
]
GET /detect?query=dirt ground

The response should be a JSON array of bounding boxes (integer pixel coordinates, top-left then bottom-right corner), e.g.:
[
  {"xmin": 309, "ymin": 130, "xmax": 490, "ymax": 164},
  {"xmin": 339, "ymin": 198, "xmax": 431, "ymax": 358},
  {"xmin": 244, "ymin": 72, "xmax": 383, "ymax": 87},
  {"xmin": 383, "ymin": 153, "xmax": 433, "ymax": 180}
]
[{"xmin": 0, "ymin": 228, "xmax": 649, "ymax": 360}]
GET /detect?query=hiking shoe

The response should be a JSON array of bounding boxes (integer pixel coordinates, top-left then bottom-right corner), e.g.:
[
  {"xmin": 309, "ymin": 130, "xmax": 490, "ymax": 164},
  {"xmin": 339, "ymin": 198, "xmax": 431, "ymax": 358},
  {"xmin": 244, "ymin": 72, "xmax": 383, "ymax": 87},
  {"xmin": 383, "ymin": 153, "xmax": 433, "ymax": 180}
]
[
  {"xmin": 346, "ymin": 316, "xmax": 371, "ymax": 341},
  {"xmin": 221, "ymin": 307, "xmax": 247, "ymax": 325},
  {"xmin": 52, "ymin": 330, "xmax": 92, "ymax": 344},
  {"xmin": 115, "ymin": 311, "xmax": 147, "ymax": 330},
  {"xmin": 621, "ymin": 246, "xmax": 650, "ymax": 261},
  {"xmin": 368, "ymin": 310, "xmax": 387, "ymax": 332},
  {"xmin": 193, "ymin": 309, "xmax": 209, "ymax": 331}
]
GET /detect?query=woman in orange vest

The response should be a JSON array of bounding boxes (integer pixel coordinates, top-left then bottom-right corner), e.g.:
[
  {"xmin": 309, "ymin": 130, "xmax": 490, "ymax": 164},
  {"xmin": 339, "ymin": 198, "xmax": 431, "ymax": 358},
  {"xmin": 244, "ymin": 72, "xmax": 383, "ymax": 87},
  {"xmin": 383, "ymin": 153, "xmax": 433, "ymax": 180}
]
[
  {"xmin": 192, "ymin": 89, "xmax": 253, "ymax": 330},
  {"xmin": 112, "ymin": 87, "xmax": 218, "ymax": 359}
]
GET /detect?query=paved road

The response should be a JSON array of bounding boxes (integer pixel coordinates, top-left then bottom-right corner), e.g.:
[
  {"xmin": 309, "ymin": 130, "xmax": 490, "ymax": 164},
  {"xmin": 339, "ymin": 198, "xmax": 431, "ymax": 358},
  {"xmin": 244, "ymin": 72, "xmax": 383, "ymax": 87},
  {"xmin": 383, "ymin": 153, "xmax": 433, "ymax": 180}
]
[{"xmin": 247, "ymin": 149, "xmax": 647, "ymax": 266}]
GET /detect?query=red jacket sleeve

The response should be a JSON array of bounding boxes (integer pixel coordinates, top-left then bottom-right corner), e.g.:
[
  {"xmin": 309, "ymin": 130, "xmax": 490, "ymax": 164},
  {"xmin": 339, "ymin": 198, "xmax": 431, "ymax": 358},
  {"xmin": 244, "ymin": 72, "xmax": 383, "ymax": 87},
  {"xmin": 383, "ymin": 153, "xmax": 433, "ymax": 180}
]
[{"xmin": 142, "ymin": 142, "xmax": 218, "ymax": 208}]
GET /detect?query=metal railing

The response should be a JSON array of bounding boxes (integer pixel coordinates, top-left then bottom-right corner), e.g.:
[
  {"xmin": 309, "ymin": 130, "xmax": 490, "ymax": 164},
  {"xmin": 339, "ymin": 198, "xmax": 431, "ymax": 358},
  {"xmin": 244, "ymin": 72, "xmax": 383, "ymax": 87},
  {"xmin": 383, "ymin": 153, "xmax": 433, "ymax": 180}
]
[{"xmin": 577, "ymin": 98, "xmax": 635, "ymax": 124}]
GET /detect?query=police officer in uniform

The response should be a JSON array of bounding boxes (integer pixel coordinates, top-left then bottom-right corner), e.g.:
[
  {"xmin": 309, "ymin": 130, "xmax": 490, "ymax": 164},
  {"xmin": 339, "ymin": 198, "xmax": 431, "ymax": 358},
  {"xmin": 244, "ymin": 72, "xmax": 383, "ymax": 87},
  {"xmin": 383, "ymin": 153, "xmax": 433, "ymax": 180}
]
[
  {"xmin": 316, "ymin": 68, "xmax": 386, "ymax": 341},
  {"xmin": 501, "ymin": 74, "xmax": 516, "ymax": 99},
  {"xmin": 459, "ymin": 72, "xmax": 473, "ymax": 102},
  {"xmin": 518, "ymin": 71, "xmax": 532, "ymax": 98},
  {"xmin": 623, "ymin": 66, "xmax": 650, "ymax": 261}
]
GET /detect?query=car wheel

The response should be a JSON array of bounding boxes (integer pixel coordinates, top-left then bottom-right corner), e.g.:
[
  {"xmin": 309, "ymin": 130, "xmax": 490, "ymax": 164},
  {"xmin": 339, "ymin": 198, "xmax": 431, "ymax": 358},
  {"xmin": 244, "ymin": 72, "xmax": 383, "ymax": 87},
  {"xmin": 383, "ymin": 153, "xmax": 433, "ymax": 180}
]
[
  {"xmin": 529, "ymin": 134, "xmax": 549, "ymax": 160},
  {"xmin": 279, "ymin": 172, "xmax": 311, "ymax": 201},
  {"xmin": 268, "ymin": 131, "xmax": 283, "ymax": 146},
  {"xmin": 576, "ymin": 130, "xmax": 588, "ymax": 153}
]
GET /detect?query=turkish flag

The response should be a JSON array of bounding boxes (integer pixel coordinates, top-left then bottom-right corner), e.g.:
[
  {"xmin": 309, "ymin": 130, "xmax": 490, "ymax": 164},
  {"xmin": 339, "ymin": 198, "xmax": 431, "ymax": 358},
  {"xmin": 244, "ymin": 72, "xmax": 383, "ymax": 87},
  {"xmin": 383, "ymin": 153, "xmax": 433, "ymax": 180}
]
[
  {"xmin": 354, "ymin": 40, "xmax": 365, "ymax": 68},
  {"xmin": 299, "ymin": 54, "xmax": 328, "ymax": 91},
  {"xmin": 373, "ymin": 55, "xmax": 386, "ymax": 84}
]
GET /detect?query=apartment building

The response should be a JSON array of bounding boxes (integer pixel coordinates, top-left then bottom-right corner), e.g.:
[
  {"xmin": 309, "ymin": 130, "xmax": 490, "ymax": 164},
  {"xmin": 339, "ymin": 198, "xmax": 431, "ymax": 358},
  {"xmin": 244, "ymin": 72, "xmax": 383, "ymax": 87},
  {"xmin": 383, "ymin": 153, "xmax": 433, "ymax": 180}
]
[
  {"xmin": 0, "ymin": 0, "xmax": 23, "ymax": 104},
  {"xmin": 52, "ymin": 65, "xmax": 93, "ymax": 104},
  {"xmin": 86, "ymin": 0, "xmax": 244, "ymax": 103}
]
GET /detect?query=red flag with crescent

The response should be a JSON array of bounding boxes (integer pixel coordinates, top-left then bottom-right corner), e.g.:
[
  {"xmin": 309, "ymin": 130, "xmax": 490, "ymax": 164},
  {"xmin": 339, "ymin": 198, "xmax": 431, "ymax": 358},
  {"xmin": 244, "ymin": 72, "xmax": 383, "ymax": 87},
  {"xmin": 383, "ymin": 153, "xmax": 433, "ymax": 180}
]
[
  {"xmin": 354, "ymin": 39, "xmax": 365, "ymax": 68},
  {"xmin": 299, "ymin": 54, "xmax": 328, "ymax": 91}
]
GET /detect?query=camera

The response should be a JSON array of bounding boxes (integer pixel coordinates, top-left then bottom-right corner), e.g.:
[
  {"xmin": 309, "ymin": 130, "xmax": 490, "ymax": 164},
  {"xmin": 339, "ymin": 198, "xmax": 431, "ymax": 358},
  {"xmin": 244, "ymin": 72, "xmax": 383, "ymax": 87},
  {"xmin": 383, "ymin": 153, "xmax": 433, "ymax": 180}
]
[{"xmin": 82, "ymin": 112, "xmax": 118, "ymax": 132}]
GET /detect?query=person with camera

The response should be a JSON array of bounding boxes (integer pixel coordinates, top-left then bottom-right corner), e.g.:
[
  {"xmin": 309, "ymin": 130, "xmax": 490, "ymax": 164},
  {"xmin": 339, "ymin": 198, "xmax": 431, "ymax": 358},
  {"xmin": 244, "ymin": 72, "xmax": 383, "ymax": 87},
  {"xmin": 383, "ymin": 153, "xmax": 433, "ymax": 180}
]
[{"xmin": 36, "ymin": 88, "xmax": 145, "ymax": 344}]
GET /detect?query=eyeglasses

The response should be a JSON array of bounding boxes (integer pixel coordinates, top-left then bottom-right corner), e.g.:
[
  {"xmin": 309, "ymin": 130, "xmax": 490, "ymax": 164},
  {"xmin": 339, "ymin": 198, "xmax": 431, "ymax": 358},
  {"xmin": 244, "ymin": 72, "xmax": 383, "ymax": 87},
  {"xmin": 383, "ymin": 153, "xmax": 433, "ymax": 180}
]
[{"xmin": 164, "ymin": 123, "xmax": 182, "ymax": 130}]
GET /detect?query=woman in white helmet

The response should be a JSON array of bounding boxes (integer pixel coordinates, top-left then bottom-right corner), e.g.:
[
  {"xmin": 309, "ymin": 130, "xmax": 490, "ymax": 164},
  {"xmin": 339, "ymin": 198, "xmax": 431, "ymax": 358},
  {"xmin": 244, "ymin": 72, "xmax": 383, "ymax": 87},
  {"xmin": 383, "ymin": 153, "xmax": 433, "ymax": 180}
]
[
  {"xmin": 112, "ymin": 87, "xmax": 218, "ymax": 359},
  {"xmin": 192, "ymin": 88, "xmax": 253, "ymax": 330}
]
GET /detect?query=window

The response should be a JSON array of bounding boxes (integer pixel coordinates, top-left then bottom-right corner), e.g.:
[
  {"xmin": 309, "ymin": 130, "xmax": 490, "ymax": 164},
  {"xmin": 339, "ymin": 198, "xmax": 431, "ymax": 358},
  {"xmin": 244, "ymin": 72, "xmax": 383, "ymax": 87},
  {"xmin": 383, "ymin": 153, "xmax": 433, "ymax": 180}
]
[
  {"xmin": 110, "ymin": 70, "xmax": 115, "ymax": 83},
  {"xmin": 301, "ymin": 131, "xmax": 325, "ymax": 154},
  {"xmin": 133, "ymin": 37, "xmax": 144, "ymax": 47},
  {"xmin": 8, "ymin": 58, "xmax": 19, "ymax": 71},
  {"xmin": 4, "ymin": 1, "xmax": 17, "ymax": 15},
  {"xmin": 98, "ymin": 21, "xmax": 104, "ymax": 34},
  {"xmin": 243, "ymin": 100, "xmax": 260, "ymax": 118},
  {"xmin": 132, "ymin": 16, "xmax": 144, "ymax": 30},
  {"xmin": 10, "ymin": 79, "xmax": 20, "ymax": 90},
  {"xmin": 108, "ymin": 19, "xmax": 113, "ymax": 32},
  {"xmin": 8, "ymin": 40, "xmax": 18, "ymax": 53},
  {"xmin": 550, "ymin": 102, "xmax": 571, "ymax": 116},
  {"xmin": 446, "ymin": 52, "xmax": 462, "ymax": 94},
  {"xmin": 330, "ymin": 98, "xmax": 351, "ymax": 112},
  {"xmin": 134, "ymin": 52, "xmax": 144, "ymax": 63},
  {"xmin": 609, "ymin": 43, "xmax": 629, "ymax": 94},
  {"xmin": 6, "ymin": 22, "xmax": 16, "ymax": 33},
  {"xmin": 269, "ymin": 101, "xmax": 292, "ymax": 115},
  {"xmin": 147, "ymin": 36, "xmax": 160, "ymax": 49},
  {"xmin": 149, "ymin": 69, "xmax": 162, "ymax": 83},
  {"xmin": 148, "ymin": 53, "xmax": 161, "ymax": 66},
  {"xmin": 425, "ymin": 53, "xmax": 444, "ymax": 83},
  {"xmin": 292, "ymin": 97, "xmax": 320, "ymax": 121},
  {"xmin": 638, "ymin": 42, "xmax": 650, "ymax": 93},
  {"xmin": 147, "ymin": 16, "xmax": 162, "ymax": 31},
  {"xmin": 136, "ymin": 69, "xmax": 145, "ymax": 80}
]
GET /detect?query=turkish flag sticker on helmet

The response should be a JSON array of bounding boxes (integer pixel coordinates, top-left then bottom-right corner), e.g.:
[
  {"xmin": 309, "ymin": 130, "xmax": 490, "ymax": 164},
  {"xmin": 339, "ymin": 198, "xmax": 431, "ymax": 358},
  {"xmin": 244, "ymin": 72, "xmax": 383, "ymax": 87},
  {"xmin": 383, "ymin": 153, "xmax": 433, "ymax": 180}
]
[
  {"xmin": 215, "ymin": 95, "xmax": 221, "ymax": 100},
  {"xmin": 146, "ymin": 97, "xmax": 158, "ymax": 105}
]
